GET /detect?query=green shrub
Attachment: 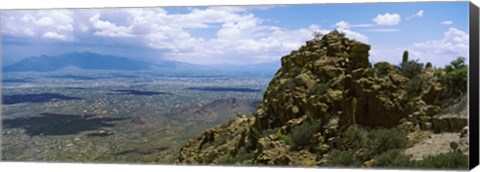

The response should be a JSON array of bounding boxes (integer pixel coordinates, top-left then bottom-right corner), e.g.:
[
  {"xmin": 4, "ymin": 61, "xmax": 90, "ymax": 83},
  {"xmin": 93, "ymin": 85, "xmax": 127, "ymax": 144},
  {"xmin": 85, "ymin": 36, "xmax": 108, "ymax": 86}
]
[
  {"xmin": 364, "ymin": 127, "xmax": 408, "ymax": 159},
  {"xmin": 401, "ymin": 59, "xmax": 424, "ymax": 78},
  {"xmin": 439, "ymin": 57, "xmax": 468, "ymax": 97},
  {"xmin": 291, "ymin": 119, "xmax": 321, "ymax": 149},
  {"xmin": 275, "ymin": 128, "xmax": 294, "ymax": 145},
  {"xmin": 373, "ymin": 149, "xmax": 413, "ymax": 168},
  {"xmin": 249, "ymin": 127, "xmax": 263, "ymax": 140},
  {"xmin": 217, "ymin": 152, "xmax": 255, "ymax": 165},
  {"xmin": 201, "ymin": 152, "xmax": 217, "ymax": 164},
  {"xmin": 280, "ymin": 134, "xmax": 293, "ymax": 146},
  {"xmin": 343, "ymin": 125, "xmax": 369, "ymax": 149},
  {"xmin": 217, "ymin": 155, "xmax": 237, "ymax": 165},
  {"xmin": 425, "ymin": 62, "xmax": 432, "ymax": 68},
  {"xmin": 405, "ymin": 76, "xmax": 427, "ymax": 94},
  {"xmin": 374, "ymin": 62, "xmax": 393, "ymax": 76},
  {"xmin": 326, "ymin": 149, "xmax": 359, "ymax": 167},
  {"xmin": 413, "ymin": 151, "xmax": 468, "ymax": 169}
]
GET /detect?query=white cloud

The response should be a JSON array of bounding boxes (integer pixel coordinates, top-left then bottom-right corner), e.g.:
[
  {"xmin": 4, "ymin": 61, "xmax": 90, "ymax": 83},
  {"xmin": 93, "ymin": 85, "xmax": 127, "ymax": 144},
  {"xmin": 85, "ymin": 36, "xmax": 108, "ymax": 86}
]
[
  {"xmin": 352, "ymin": 24, "xmax": 375, "ymax": 28},
  {"xmin": 331, "ymin": 21, "xmax": 369, "ymax": 43},
  {"xmin": 416, "ymin": 10, "xmax": 424, "ymax": 17},
  {"xmin": 333, "ymin": 20, "xmax": 374, "ymax": 29},
  {"xmin": 410, "ymin": 27, "xmax": 468, "ymax": 65},
  {"xmin": 370, "ymin": 27, "xmax": 468, "ymax": 67},
  {"xmin": 372, "ymin": 13, "xmax": 401, "ymax": 25},
  {"xmin": 334, "ymin": 20, "xmax": 350, "ymax": 29},
  {"xmin": 2, "ymin": 8, "xmax": 369, "ymax": 65},
  {"xmin": 35, "ymin": 17, "xmax": 55, "ymax": 26},
  {"xmin": 366, "ymin": 28, "xmax": 401, "ymax": 32},
  {"xmin": 406, "ymin": 10, "xmax": 424, "ymax": 20},
  {"xmin": 1, "ymin": 10, "xmax": 75, "ymax": 41},
  {"xmin": 43, "ymin": 31, "xmax": 67, "ymax": 41},
  {"xmin": 100, "ymin": 8, "xmax": 346, "ymax": 64},
  {"xmin": 441, "ymin": 20, "xmax": 453, "ymax": 25},
  {"xmin": 337, "ymin": 28, "xmax": 369, "ymax": 43},
  {"xmin": 89, "ymin": 13, "xmax": 133, "ymax": 37}
]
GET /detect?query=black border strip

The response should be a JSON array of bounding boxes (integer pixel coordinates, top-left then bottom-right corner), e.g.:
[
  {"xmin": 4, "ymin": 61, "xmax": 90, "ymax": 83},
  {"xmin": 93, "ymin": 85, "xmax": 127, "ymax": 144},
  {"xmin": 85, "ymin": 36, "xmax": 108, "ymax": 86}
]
[{"xmin": 469, "ymin": 1, "xmax": 479, "ymax": 170}]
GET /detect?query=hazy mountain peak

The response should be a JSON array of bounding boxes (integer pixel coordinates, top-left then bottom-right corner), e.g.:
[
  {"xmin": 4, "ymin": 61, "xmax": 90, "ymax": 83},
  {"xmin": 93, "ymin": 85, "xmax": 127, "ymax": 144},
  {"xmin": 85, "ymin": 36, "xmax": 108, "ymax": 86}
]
[{"xmin": 3, "ymin": 52, "xmax": 163, "ymax": 72}]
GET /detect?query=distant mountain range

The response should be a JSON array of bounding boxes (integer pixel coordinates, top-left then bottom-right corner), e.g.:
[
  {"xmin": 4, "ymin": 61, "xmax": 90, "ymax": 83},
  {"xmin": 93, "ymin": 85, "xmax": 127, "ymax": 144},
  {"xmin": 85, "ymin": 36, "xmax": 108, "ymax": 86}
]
[
  {"xmin": 3, "ymin": 52, "xmax": 280, "ymax": 74},
  {"xmin": 3, "ymin": 52, "xmax": 180, "ymax": 72}
]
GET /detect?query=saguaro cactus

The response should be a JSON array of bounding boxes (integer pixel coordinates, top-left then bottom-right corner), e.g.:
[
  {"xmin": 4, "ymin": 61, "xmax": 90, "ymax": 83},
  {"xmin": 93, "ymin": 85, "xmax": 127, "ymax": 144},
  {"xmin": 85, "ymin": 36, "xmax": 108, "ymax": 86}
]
[{"xmin": 402, "ymin": 50, "xmax": 409, "ymax": 64}]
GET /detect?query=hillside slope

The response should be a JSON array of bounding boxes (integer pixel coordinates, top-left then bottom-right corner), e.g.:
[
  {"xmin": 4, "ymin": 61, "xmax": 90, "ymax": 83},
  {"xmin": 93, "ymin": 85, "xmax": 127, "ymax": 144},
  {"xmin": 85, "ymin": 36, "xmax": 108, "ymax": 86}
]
[{"xmin": 175, "ymin": 31, "xmax": 468, "ymax": 168}]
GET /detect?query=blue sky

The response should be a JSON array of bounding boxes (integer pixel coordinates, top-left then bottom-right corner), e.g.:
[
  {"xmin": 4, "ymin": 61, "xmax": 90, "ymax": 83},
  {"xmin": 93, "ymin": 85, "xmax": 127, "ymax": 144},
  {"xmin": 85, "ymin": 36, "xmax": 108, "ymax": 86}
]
[{"xmin": 1, "ymin": 2, "xmax": 469, "ymax": 67}]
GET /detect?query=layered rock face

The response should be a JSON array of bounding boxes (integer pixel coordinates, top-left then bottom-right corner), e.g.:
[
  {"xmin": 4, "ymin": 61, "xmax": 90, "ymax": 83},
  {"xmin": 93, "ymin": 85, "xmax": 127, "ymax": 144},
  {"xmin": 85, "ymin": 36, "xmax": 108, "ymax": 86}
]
[
  {"xmin": 176, "ymin": 31, "xmax": 466, "ymax": 166},
  {"xmin": 254, "ymin": 31, "xmax": 406, "ymax": 131}
]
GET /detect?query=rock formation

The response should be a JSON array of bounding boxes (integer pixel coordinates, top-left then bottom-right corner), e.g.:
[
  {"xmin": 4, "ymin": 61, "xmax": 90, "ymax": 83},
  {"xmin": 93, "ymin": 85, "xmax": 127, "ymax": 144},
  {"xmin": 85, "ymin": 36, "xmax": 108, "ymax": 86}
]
[{"xmin": 175, "ymin": 30, "xmax": 468, "ymax": 167}]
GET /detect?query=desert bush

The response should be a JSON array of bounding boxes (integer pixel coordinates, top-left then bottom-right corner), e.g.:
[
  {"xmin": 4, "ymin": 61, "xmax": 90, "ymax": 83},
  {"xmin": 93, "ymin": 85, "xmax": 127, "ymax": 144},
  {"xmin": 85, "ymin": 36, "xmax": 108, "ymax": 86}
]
[
  {"xmin": 343, "ymin": 125, "xmax": 369, "ymax": 149},
  {"xmin": 374, "ymin": 62, "xmax": 392, "ymax": 76},
  {"xmin": 405, "ymin": 76, "xmax": 428, "ymax": 94},
  {"xmin": 401, "ymin": 59, "xmax": 424, "ymax": 78},
  {"xmin": 218, "ymin": 152, "xmax": 255, "ymax": 165},
  {"xmin": 372, "ymin": 149, "xmax": 413, "ymax": 168},
  {"xmin": 275, "ymin": 128, "xmax": 294, "ymax": 146},
  {"xmin": 413, "ymin": 151, "xmax": 468, "ymax": 169},
  {"xmin": 364, "ymin": 127, "xmax": 408, "ymax": 159},
  {"xmin": 201, "ymin": 152, "xmax": 217, "ymax": 164},
  {"xmin": 425, "ymin": 62, "xmax": 432, "ymax": 68},
  {"xmin": 438, "ymin": 56, "xmax": 468, "ymax": 97},
  {"xmin": 291, "ymin": 119, "xmax": 321, "ymax": 149},
  {"xmin": 326, "ymin": 149, "xmax": 359, "ymax": 167}
]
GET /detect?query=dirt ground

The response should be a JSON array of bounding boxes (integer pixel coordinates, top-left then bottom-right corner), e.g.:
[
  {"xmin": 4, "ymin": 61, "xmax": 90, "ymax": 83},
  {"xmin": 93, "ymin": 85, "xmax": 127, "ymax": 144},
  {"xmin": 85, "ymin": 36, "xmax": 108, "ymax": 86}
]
[{"xmin": 404, "ymin": 131, "xmax": 469, "ymax": 160}]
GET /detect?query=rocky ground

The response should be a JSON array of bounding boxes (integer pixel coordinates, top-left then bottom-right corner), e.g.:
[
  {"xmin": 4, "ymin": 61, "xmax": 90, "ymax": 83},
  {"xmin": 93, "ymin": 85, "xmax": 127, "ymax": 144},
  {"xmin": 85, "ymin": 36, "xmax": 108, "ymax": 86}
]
[{"xmin": 405, "ymin": 132, "xmax": 468, "ymax": 161}]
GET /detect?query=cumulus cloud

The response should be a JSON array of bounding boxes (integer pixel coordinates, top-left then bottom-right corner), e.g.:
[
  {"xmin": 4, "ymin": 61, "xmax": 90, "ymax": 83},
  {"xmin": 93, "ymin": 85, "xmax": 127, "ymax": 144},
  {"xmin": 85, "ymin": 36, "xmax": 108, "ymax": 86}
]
[
  {"xmin": 1, "ymin": 10, "xmax": 75, "ymax": 41},
  {"xmin": 82, "ymin": 8, "xmax": 356, "ymax": 64},
  {"xmin": 337, "ymin": 28, "xmax": 369, "ymax": 43},
  {"xmin": 406, "ymin": 10, "xmax": 424, "ymax": 20},
  {"xmin": 42, "ymin": 31, "xmax": 68, "ymax": 41},
  {"xmin": 441, "ymin": 20, "xmax": 453, "ymax": 25},
  {"xmin": 330, "ymin": 21, "xmax": 370, "ymax": 43},
  {"xmin": 370, "ymin": 27, "xmax": 468, "ymax": 67},
  {"xmin": 89, "ymin": 13, "xmax": 133, "ymax": 37},
  {"xmin": 2, "ymin": 8, "xmax": 369, "ymax": 64},
  {"xmin": 409, "ymin": 27, "xmax": 468, "ymax": 65},
  {"xmin": 372, "ymin": 13, "xmax": 401, "ymax": 25}
]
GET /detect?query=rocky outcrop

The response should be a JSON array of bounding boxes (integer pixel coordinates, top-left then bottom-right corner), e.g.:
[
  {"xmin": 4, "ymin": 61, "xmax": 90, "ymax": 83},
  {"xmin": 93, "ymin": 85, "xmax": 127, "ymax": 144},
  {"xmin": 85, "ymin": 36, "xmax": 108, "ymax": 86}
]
[
  {"xmin": 431, "ymin": 95, "xmax": 468, "ymax": 133},
  {"xmin": 176, "ymin": 30, "xmax": 466, "ymax": 166}
]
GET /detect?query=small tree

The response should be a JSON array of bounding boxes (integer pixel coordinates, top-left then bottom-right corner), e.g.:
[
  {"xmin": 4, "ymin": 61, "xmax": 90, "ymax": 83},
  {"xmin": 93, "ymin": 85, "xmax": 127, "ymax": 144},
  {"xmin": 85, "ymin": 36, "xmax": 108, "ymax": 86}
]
[
  {"xmin": 439, "ymin": 56, "xmax": 468, "ymax": 97},
  {"xmin": 425, "ymin": 62, "xmax": 432, "ymax": 69},
  {"xmin": 312, "ymin": 31, "xmax": 323, "ymax": 40},
  {"xmin": 401, "ymin": 59, "xmax": 424, "ymax": 78}
]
